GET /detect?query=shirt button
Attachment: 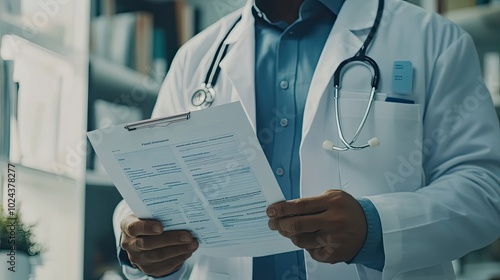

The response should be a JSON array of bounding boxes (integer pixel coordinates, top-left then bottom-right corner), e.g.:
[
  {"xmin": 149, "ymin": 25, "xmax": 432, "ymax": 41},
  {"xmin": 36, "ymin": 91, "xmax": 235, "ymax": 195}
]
[
  {"xmin": 275, "ymin": 167, "xmax": 285, "ymax": 176},
  {"xmin": 280, "ymin": 118, "xmax": 289, "ymax": 127},
  {"xmin": 280, "ymin": 81, "xmax": 289, "ymax": 90}
]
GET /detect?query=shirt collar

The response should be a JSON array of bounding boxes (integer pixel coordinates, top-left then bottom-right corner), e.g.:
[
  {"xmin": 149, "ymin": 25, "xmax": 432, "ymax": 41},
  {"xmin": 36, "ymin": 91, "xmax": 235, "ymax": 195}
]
[
  {"xmin": 318, "ymin": 0, "xmax": 344, "ymax": 15},
  {"xmin": 253, "ymin": 0, "xmax": 344, "ymax": 22}
]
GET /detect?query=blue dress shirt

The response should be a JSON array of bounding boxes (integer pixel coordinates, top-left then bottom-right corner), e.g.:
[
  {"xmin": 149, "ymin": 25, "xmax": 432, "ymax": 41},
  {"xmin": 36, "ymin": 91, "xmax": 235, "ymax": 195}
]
[{"xmin": 252, "ymin": 0, "xmax": 384, "ymax": 278}]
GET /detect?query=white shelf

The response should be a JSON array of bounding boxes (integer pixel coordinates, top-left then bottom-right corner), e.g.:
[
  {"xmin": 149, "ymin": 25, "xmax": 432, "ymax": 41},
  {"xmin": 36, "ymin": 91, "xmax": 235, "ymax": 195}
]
[
  {"xmin": 0, "ymin": 25, "xmax": 88, "ymax": 74},
  {"xmin": 0, "ymin": 18, "xmax": 77, "ymax": 61}
]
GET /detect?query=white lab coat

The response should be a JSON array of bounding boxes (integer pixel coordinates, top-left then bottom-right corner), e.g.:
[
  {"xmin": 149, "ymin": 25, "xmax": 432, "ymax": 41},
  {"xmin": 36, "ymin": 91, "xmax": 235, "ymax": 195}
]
[{"xmin": 113, "ymin": 0, "xmax": 500, "ymax": 279}]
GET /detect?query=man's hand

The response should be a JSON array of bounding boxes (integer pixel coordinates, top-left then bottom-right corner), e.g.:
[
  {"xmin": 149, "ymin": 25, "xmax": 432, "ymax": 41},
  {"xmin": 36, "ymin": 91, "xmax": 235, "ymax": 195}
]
[
  {"xmin": 120, "ymin": 214, "xmax": 199, "ymax": 277},
  {"xmin": 267, "ymin": 190, "xmax": 367, "ymax": 264}
]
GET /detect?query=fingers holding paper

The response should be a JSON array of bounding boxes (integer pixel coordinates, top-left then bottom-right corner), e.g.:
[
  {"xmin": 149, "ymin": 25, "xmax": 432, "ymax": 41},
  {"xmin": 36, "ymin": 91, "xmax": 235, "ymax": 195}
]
[
  {"xmin": 266, "ymin": 190, "xmax": 367, "ymax": 264},
  {"xmin": 120, "ymin": 214, "xmax": 198, "ymax": 278}
]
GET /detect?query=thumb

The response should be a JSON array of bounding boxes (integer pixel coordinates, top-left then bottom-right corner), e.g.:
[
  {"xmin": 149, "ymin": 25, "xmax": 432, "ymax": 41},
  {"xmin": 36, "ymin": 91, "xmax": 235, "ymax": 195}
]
[{"xmin": 121, "ymin": 214, "xmax": 163, "ymax": 237}]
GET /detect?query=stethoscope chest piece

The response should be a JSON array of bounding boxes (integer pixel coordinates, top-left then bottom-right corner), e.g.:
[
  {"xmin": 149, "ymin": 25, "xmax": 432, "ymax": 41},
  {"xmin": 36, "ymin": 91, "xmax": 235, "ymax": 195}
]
[
  {"xmin": 192, "ymin": 84, "xmax": 216, "ymax": 109},
  {"xmin": 190, "ymin": 16, "xmax": 242, "ymax": 109}
]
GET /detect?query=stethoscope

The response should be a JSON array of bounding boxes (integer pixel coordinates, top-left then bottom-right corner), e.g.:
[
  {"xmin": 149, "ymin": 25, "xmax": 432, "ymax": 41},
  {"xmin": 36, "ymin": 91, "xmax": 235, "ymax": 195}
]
[
  {"xmin": 323, "ymin": 0, "xmax": 384, "ymax": 152},
  {"xmin": 191, "ymin": 17, "xmax": 242, "ymax": 109},
  {"xmin": 192, "ymin": 0, "xmax": 384, "ymax": 152}
]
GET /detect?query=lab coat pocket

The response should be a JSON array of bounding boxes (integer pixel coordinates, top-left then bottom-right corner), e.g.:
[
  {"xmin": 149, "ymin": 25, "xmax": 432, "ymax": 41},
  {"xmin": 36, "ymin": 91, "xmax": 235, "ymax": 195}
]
[{"xmin": 334, "ymin": 96, "xmax": 423, "ymax": 195}]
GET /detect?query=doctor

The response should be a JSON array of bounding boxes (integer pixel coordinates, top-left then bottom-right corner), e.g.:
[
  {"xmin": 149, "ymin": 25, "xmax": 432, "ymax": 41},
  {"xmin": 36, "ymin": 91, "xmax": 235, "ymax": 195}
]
[{"xmin": 113, "ymin": 0, "xmax": 500, "ymax": 279}]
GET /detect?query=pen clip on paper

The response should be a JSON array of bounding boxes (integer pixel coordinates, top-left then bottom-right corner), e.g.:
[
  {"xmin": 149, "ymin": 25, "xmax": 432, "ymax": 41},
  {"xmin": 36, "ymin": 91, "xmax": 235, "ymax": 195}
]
[{"xmin": 124, "ymin": 112, "xmax": 191, "ymax": 131}]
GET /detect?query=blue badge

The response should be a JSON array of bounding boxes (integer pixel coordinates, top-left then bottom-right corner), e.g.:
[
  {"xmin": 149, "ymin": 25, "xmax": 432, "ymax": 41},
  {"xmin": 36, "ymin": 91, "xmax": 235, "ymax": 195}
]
[{"xmin": 392, "ymin": 61, "xmax": 413, "ymax": 96}]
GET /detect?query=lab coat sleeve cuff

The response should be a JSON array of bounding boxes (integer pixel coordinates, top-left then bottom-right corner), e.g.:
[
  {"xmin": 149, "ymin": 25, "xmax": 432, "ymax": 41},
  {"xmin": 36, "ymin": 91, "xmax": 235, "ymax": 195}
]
[
  {"xmin": 348, "ymin": 198, "xmax": 385, "ymax": 271},
  {"xmin": 122, "ymin": 263, "xmax": 187, "ymax": 280}
]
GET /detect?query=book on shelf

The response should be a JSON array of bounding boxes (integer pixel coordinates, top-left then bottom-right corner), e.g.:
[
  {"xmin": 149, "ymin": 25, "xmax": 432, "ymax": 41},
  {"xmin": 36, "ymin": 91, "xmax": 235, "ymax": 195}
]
[
  {"xmin": 91, "ymin": 12, "xmax": 153, "ymax": 74},
  {"xmin": 90, "ymin": 0, "xmax": 200, "ymax": 76},
  {"xmin": 176, "ymin": 0, "xmax": 196, "ymax": 46},
  {"xmin": 135, "ymin": 12, "xmax": 153, "ymax": 75}
]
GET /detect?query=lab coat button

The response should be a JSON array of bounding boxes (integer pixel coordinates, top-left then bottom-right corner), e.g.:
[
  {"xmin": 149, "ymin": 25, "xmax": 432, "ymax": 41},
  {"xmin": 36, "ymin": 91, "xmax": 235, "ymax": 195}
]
[
  {"xmin": 280, "ymin": 81, "xmax": 289, "ymax": 90},
  {"xmin": 280, "ymin": 118, "xmax": 289, "ymax": 127},
  {"xmin": 276, "ymin": 167, "xmax": 285, "ymax": 176}
]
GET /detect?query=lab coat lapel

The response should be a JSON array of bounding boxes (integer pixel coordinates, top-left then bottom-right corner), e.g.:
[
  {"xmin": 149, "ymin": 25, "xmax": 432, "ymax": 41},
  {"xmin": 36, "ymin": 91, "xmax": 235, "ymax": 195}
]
[
  {"xmin": 219, "ymin": 2, "xmax": 257, "ymax": 130},
  {"xmin": 302, "ymin": 0, "xmax": 379, "ymax": 138}
]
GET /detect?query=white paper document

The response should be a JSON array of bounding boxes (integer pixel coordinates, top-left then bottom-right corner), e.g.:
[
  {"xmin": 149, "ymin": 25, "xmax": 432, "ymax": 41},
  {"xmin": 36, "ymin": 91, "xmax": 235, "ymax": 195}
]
[{"xmin": 87, "ymin": 102, "xmax": 298, "ymax": 257}]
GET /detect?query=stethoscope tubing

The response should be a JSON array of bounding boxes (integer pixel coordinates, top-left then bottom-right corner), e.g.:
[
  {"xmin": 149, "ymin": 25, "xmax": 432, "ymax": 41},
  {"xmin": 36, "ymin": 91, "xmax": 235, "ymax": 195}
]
[{"xmin": 329, "ymin": 0, "xmax": 384, "ymax": 152}]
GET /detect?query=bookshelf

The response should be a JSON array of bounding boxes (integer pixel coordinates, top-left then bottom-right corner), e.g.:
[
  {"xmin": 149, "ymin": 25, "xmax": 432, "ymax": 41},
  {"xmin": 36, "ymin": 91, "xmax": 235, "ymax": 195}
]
[
  {"xmin": 84, "ymin": 1, "xmax": 210, "ymax": 278},
  {"xmin": 90, "ymin": 0, "xmax": 201, "ymax": 78}
]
